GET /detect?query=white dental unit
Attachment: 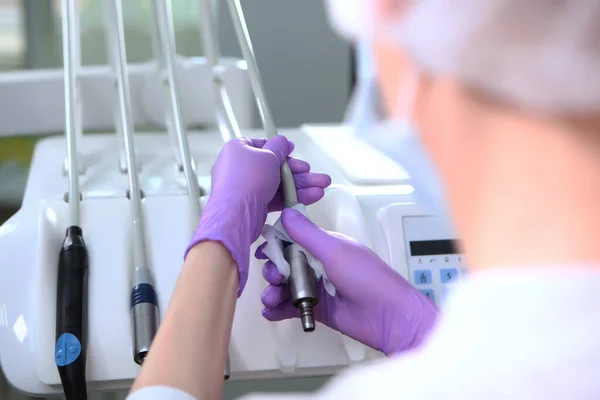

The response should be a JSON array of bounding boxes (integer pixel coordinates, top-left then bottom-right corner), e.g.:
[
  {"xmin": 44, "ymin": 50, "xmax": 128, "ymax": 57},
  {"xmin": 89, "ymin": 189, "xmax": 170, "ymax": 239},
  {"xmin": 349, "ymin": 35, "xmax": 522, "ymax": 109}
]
[{"xmin": 0, "ymin": 0, "xmax": 464, "ymax": 397}]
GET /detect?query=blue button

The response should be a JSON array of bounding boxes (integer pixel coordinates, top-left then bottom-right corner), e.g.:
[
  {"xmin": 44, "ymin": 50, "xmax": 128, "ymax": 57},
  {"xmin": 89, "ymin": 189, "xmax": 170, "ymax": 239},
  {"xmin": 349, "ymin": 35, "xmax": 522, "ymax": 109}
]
[
  {"xmin": 414, "ymin": 270, "xmax": 432, "ymax": 285},
  {"xmin": 419, "ymin": 289, "xmax": 435, "ymax": 301},
  {"xmin": 440, "ymin": 268, "xmax": 458, "ymax": 283},
  {"xmin": 55, "ymin": 333, "xmax": 82, "ymax": 367}
]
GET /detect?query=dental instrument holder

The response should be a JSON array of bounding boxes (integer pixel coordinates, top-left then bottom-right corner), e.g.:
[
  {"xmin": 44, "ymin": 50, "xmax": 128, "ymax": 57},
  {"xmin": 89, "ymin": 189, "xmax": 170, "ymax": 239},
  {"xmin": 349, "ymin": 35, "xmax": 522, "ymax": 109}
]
[{"xmin": 226, "ymin": 0, "xmax": 319, "ymax": 332}]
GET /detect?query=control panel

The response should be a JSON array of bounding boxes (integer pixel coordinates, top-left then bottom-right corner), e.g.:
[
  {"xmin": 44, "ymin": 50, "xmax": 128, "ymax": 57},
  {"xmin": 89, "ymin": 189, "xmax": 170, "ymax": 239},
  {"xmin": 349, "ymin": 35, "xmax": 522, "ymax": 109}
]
[
  {"xmin": 402, "ymin": 216, "xmax": 465, "ymax": 303},
  {"xmin": 378, "ymin": 203, "xmax": 465, "ymax": 306}
]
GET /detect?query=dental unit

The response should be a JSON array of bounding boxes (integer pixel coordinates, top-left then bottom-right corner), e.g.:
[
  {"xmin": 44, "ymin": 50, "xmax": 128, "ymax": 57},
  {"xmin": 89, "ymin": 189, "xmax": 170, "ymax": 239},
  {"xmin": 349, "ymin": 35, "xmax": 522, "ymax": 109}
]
[{"xmin": 0, "ymin": 0, "xmax": 464, "ymax": 397}]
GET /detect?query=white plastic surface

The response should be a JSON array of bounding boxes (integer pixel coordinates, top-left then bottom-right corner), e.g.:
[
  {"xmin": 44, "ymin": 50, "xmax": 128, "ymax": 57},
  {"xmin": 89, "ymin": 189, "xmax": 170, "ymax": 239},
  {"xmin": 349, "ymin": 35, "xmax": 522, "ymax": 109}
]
[
  {"xmin": 0, "ymin": 57, "xmax": 252, "ymax": 137},
  {"xmin": 0, "ymin": 127, "xmax": 441, "ymax": 396},
  {"xmin": 302, "ymin": 124, "xmax": 411, "ymax": 185}
]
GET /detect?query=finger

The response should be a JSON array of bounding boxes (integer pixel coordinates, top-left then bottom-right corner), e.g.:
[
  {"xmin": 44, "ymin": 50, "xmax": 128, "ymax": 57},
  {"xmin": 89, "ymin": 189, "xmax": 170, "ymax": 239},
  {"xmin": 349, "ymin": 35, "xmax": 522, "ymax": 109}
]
[
  {"xmin": 261, "ymin": 284, "xmax": 290, "ymax": 308},
  {"xmin": 287, "ymin": 157, "xmax": 310, "ymax": 174},
  {"xmin": 262, "ymin": 300, "xmax": 299, "ymax": 322},
  {"xmin": 281, "ymin": 208, "xmax": 339, "ymax": 262},
  {"xmin": 262, "ymin": 261, "xmax": 285, "ymax": 285},
  {"xmin": 262, "ymin": 136, "xmax": 293, "ymax": 166},
  {"xmin": 292, "ymin": 172, "xmax": 332, "ymax": 189},
  {"xmin": 296, "ymin": 187, "xmax": 325, "ymax": 206},
  {"xmin": 243, "ymin": 137, "xmax": 268, "ymax": 148},
  {"xmin": 328, "ymin": 231, "xmax": 351, "ymax": 240},
  {"xmin": 255, "ymin": 242, "xmax": 268, "ymax": 260}
]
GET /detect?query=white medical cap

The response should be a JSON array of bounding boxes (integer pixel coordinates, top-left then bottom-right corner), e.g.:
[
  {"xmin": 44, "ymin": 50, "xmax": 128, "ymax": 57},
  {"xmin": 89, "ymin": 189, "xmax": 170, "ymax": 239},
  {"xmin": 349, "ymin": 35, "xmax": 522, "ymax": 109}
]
[{"xmin": 397, "ymin": 0, "xmax": 600, "ymax": 115}]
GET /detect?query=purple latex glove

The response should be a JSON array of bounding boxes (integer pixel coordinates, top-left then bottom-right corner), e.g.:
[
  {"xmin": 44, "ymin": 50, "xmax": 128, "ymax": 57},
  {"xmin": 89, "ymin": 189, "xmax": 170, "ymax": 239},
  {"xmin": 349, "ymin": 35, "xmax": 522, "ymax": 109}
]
[
  {"xmin": 185, "ymin": 136, "xmax": 332, "ymax": 296},
  {"xmin": 258, "ymin": 208, "xmax": 439, "ymax": 356}
]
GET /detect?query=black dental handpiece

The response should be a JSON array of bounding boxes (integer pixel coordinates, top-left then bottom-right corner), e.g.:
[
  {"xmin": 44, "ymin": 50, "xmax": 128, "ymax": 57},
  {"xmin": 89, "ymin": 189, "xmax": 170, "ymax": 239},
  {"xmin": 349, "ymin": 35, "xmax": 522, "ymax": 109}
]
[{"xmin": 55, "ymin": 225, "xmax": 88, "ymax": 400}]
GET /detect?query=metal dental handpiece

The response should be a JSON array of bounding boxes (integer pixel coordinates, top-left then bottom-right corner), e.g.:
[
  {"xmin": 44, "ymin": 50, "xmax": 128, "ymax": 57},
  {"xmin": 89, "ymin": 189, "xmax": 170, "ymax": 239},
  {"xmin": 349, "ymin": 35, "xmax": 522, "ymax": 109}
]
[
  {"xmin": 226, "ymin": 0, "xmax": 319, "ymax": 332},
  {"xmin": 106, "ymin": 0, "xmax": 159, "ymax": 365}
]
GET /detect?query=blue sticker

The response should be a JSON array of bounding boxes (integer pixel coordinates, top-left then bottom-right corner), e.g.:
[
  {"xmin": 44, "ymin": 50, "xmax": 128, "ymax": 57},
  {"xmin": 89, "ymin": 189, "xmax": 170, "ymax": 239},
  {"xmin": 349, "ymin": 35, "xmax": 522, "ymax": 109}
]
[{"xmin": 55, "ymin": 333, "xmax": 81, "ymax": 367}]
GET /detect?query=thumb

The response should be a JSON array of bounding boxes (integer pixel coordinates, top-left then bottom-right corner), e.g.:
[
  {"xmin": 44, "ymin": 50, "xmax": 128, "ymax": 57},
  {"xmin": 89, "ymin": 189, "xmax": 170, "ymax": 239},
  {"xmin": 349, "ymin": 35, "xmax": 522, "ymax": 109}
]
[
  {"xmin": 262, "ymin": 135, "xmax": 293, "ymax": 166},
  {"xmin": 281, "ymin": 208, "xmax": 337, "ymax": 263}
]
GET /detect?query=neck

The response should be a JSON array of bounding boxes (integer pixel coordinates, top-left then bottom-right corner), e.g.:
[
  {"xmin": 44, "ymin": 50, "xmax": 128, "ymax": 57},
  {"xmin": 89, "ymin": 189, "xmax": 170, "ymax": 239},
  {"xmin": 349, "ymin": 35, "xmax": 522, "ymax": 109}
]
[{"xmin": 461, "ymin": 114, "xmax": 600, "ymax": 271}]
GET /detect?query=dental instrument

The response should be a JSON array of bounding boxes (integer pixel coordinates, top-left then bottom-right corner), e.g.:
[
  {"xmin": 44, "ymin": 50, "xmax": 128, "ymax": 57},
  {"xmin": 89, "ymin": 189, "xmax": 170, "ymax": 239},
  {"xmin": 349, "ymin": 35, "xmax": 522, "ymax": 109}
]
[
  {"xmin": 105, "ymin": 0, "xmax": 159, "ymax": 366},
  {"xmin": 227, "ymin": 0, "xmax": 319, "ymax": 332},
  {"xmin": 151, "ymin": 0, "xmax": 230, "ymax": 378},
  {"xmin": 226, "ymin": 0, "xmax": 319, "ymax": 333},
  {"xmin": 55, "ymin": 0, "xmax": 88, "ymax": 398}
]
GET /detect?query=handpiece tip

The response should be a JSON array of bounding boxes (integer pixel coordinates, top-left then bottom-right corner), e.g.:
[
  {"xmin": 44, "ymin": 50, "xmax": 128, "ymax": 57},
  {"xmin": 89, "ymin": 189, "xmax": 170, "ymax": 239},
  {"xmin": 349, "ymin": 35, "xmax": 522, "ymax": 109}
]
[{"xmin": 298, "ymin": 302, "xmax": 316, "ymax": 332}]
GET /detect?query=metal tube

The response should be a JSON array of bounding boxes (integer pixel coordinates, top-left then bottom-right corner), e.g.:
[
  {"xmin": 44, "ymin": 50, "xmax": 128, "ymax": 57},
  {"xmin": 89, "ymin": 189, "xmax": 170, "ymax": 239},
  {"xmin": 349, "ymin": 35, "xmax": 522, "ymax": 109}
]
[
  {"xmin": 149, "ymin": 0, "xmax": 182, "ymax": 169},
  {"xmin": 107, "ymin": 0, "xmax": 148, "ymax": 271},
  {"xmin": 102, "ymin": 0, "xmax": 128, "ymax": 172},
  {"xmin": 153, "ymin": 0, "xmax": 202, "ymax": 222},
  {"xmin": 61, "ymin": 0, "xmax": 80, "ymax": 226},
  {"xmin": 107, "ymin": 0, "xmax": 159, "ymax": 366},
  {"xmin": 198, "ymin": 0, "xmax": 242, "ymax": 141},
  {"xmin": 225, "ymin": 0, "xmax": 298, "ymax": 206}
]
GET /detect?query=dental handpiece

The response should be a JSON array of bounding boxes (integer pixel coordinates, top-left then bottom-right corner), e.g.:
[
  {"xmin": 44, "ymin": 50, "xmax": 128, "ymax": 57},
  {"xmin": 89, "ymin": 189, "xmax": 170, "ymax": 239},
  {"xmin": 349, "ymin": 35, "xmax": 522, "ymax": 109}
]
[
  {"xmin": 56, "ymin": 1, "xmax": 88, "ymax": 399},
  {"xmin": 105, "ymin": 0, "xmax": 159, "ymax": 365},
  {"xmin": 226, "ymin": 0, "xmax": 319, "ymax": 332}
]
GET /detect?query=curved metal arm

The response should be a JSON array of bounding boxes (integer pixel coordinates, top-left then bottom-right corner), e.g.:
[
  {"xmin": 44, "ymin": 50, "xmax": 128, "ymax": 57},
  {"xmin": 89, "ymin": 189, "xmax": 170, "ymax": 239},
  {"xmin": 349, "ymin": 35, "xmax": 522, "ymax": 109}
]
[
  {"xmin": 198, "ymin": 0, "xmax": 242, "ymax": 142},
  {"xmin": 225, "ymin": 0, "xmax": 298, "ymax": 206}
]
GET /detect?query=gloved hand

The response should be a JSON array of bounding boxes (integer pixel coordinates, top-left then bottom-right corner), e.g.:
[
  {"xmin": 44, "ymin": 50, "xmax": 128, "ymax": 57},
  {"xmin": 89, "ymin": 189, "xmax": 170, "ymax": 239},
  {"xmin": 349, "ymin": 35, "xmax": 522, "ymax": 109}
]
[
  {"xmin": 186, "ymin": 136, "xmax": 332, "ymax": 296},
  {"xmin": 258, "ymin": 208, "xmax": 439, "ymax": 356}
]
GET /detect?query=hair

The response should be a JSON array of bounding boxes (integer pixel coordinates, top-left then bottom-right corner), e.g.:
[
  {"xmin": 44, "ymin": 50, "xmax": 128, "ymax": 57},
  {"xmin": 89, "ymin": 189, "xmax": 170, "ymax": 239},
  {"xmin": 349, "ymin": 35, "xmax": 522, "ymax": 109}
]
[{"xmin": 396, "ymin": 0, "xmax": 600, "ymax": 118}]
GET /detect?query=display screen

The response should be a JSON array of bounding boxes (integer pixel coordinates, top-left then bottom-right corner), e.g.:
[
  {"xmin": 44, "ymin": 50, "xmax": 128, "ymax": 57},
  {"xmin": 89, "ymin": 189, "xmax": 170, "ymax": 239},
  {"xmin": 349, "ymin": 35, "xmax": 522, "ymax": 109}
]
[{"xmin": 409, "ymin": 239, "xmax": 458, "ymax": 256}]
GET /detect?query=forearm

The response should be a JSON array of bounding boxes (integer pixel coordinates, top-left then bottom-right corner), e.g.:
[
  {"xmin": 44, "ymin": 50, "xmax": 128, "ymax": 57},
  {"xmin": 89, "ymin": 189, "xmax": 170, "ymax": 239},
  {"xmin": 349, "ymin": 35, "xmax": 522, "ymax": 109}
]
[{"xmin": 130, "ymin": 241, "xmax": 238, "ymax": 400}]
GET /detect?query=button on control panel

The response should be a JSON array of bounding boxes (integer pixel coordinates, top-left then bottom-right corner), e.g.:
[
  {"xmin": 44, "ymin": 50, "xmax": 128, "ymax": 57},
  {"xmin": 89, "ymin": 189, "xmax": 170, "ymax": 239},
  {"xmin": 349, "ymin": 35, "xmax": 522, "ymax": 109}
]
[
  {"xmin": 402, "ymin": 215, "xmax": 464, "ymax": 305},
  {"xmin": 408, "ymin": 253, "xmax": 466, "ymax": 304}
]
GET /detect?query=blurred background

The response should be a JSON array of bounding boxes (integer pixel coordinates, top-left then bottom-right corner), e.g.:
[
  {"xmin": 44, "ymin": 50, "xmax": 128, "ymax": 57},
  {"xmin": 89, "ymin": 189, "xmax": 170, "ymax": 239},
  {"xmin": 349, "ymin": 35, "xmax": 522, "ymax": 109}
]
[{"xmin": 0, "ymin": 0, "xmax": 352, "ymax": 398}]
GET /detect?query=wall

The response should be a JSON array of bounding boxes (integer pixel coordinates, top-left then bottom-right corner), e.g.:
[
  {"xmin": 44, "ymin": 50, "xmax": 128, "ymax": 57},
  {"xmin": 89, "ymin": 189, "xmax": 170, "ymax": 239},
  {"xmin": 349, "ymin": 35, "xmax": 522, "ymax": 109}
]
[{"xmin": 218, "ymin": 0, "xmax": 352, "ymax": 128}]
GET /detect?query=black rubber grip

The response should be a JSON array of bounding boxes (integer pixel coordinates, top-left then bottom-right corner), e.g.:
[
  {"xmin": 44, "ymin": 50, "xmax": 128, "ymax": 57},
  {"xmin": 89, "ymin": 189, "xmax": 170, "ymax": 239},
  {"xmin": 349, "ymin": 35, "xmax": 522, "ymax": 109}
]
[{"xmin": 55, "ymin": 225, "xmax": 88, "ymax": 400}]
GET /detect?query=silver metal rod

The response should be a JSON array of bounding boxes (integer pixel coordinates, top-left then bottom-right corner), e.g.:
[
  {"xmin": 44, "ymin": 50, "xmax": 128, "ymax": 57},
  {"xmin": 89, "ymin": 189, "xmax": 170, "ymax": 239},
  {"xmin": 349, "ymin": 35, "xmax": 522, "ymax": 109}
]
[
  {"xmin": 226, "ymin": 0, "xmax": 275, "ymax": 136},
  {"xmin": 149, "ymin": 0, "xmax": 164, "ymax": 63},
  {"xmin": 73, "ymin": 0, "xmax": 83, "ymax": 149},
  {"xmin": 214, "ymin": 84, "xmax": 242, "ymax": 140},
  {"xmin": 226, "ymin": 0, "xmax": 298, "ymax": 206},
  {"xmin": 61, "ymin": 0, "xmax": 81, "ymax": 226},
  {"xmin": 149, "ymin": 0, "xmax": 183, "ymax": 169},
  {"xmin": 102, "ymin": 0, "xmax": 128, "ymax": 172},
  {"xmin": 198, "ymin": 0, "xmax": 241, "ymax": 141},
  {"xmin": 107, "ymin": 0, "xmax": 148, "ymax": 270},
  {"xmin": 198, "ymin": 0, "xmax": 220, "ymax": 66},
  {"xmin": 155, "ymin": 0, "xmax": 202, "ymax": 217},
  {"xmin": 154, "ymin": 0, "xmax": 202, "ymax": 221},
  {"xmin": 108, "ymin": 0, "xmax": 159, "ymax": 366}
]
